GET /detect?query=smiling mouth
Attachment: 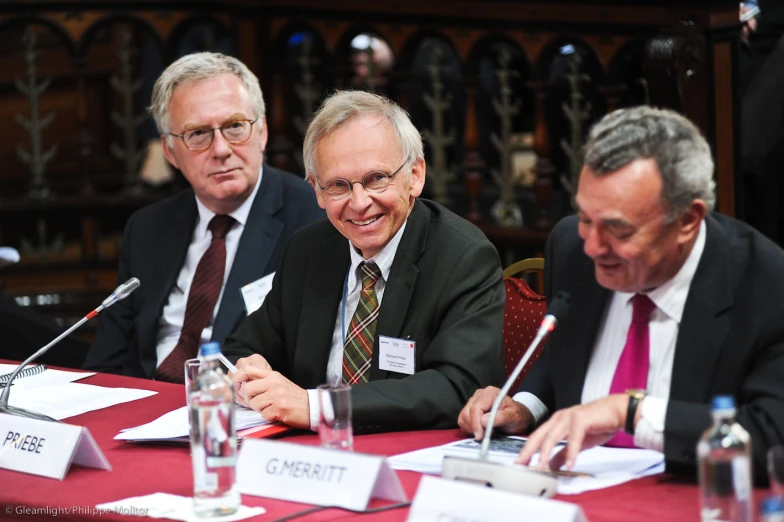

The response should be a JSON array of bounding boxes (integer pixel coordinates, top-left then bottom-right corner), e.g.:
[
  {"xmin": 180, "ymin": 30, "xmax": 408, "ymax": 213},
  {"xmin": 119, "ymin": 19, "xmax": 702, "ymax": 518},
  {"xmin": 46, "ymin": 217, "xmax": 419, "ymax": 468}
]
[{"xmin": 348, "ymin": 216, "xmax": 381, "ymax": 226}]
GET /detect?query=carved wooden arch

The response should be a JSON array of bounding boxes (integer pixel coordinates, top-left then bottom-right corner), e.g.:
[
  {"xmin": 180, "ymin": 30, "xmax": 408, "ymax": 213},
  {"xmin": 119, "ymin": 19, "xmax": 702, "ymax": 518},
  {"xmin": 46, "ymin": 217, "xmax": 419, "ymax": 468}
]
[
  {"xmin": 332, "ymin": 24, "xmax": 396, "ymax": 91},
  {"xmin": 0, "ymin": 16, "xmax": 78, "ymax": 60},
  {"xmin": 533, "ymin": 34, "xmax": 606, "ymax": 83},
  {"xmin": 77, "ymin": 13, "xmax": 164, "ymax": 58},
  {"xmin": 465, "ymin": 32, "xmax": 533, "ymax": 79},
  {"xmin": 166, "ymin": 14, "xmax": 234, "ymax": 65}
]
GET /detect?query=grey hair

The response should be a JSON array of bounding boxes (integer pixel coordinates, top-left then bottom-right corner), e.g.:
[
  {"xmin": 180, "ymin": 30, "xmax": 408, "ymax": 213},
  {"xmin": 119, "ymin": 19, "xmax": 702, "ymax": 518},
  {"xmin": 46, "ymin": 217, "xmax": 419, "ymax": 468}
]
[
  {"xmin": 303, "ymin": 90, "xmax": 424, "ymax": 180},
  {"xmin": 149, "ymin": 52, "xmax": 266, "ymax": 142},
  {"xmin": 583, "ymin": 106, "xmax": 715, "ymax": 221}
]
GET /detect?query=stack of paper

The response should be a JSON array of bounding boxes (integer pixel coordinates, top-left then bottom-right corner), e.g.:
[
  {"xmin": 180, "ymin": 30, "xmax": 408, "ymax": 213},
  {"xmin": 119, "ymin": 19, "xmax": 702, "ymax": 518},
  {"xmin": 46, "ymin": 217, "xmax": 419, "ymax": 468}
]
[
  {"xmin": 389, "ymin": 436, "xmax": 665, "ymax": 494},
  {"xmin": 115, "ymin": 405, "xmax": 278, "ymax": 443},
  {"xmin": 1, "ymin": 364, "xmax": 158, "ymax": 420}
]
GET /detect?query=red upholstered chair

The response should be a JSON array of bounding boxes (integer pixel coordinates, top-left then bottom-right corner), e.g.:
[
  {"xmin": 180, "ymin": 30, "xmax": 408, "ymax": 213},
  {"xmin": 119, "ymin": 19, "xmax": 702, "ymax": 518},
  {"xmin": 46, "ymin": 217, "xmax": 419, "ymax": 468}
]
[{"xmin": 502, "ymin": 258, "xmax": 546, "ymax": 394}]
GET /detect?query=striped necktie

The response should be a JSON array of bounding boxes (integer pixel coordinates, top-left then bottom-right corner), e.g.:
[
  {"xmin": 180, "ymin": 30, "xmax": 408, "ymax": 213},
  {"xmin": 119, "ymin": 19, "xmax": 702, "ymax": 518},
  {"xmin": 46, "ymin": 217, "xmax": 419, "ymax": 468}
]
[{"xmin": 342, "ymin": 262, "xmax": 382, "ymax": 385}]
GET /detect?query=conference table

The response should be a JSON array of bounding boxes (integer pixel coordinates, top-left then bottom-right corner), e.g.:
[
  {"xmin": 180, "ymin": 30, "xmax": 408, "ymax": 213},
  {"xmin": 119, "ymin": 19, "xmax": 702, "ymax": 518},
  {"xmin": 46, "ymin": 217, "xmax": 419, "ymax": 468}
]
[{"xmin": 0, "ymin": 369, "xmax": 744, "ymax": 521}]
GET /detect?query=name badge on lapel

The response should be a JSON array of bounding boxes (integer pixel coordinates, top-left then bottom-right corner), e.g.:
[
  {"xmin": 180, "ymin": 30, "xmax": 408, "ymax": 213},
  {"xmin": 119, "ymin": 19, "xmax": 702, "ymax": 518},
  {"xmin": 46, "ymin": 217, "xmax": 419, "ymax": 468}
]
[
  {"xmin": 378, "ymin": 335, "xmax": 415, "ymax": 375},
  {"xmin": 240, "ymin": 272, "xmax": 275, "ymax": 315}
]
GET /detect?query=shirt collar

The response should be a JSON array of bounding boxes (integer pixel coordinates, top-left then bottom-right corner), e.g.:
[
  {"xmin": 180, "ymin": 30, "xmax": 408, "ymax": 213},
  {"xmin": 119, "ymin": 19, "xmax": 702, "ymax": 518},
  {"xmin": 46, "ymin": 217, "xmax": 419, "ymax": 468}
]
[
  {"xmin": 346, "ymin": 220, "xmax": 408, "ymax": 294},
  {"xmin": 194, "ymin": 166, "xmax": 263, "ymax": 237},
  {"xmin": 617, "ymin": 219, "xmax": 706, "ymax": 324}
]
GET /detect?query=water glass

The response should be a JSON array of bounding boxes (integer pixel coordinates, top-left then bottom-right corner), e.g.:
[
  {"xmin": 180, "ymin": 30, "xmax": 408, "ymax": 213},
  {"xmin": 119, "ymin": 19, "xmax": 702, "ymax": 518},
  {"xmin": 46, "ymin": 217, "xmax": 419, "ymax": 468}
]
[
  {"xmin": 317, "ymin": 384, "xmax": 353, "ymax": 451},
  {"xmin": 769, "ymin": 446, "xmax": 784, "ymax": 498}
]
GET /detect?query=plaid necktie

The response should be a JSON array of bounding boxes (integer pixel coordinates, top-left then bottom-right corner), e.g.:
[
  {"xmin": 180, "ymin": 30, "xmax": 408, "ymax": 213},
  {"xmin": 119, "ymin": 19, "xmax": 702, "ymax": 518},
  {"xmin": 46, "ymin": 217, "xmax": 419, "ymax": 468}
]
[
  {"xmin": 342, "ymin": 262, "xmax": 382, "ymax": 385},
  {"xmin": 155, "ymin": 214, "xmax": 235, "ymax": 383}
]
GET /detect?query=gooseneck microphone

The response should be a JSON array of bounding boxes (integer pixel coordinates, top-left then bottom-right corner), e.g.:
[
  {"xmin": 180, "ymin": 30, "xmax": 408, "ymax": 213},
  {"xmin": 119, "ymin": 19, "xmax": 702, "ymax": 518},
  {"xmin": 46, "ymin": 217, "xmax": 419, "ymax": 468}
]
[
  {"xmin": 480, "ymin": 291, "xmax": 572, "ymax": 459},
  {"xmin": 441, "ymin": 291, "xmax": 571, "ymax": 497},
  {"xmin": 0, "ymin": 278, "xmax": 141, "ymax": 421}
]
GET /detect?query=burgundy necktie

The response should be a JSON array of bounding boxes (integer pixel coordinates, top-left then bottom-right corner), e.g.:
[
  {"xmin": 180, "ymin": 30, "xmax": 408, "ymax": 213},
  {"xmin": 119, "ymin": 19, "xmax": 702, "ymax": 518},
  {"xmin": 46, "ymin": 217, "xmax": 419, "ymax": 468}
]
[
  {"xmin": 155, "ymin": 214, "xmax": 235, "ymax": 383},
  {"xmin": 605, "ymin": 294, "xmax": 656, "ymax": 448}
]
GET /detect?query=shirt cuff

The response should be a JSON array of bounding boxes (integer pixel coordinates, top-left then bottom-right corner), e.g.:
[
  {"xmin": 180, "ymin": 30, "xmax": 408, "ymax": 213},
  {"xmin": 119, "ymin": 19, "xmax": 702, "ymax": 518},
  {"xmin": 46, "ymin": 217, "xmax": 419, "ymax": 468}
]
[
  {"xmin": 633, "ymin": 396, "xmax": 666, "ymax": 452},
  {"xmin": 306, "ymin": 388, "xmax": 319, "ymax": 432},
  {"xmin": 512, "ymin": 392, "xmax": 550, "ymax": 428}
]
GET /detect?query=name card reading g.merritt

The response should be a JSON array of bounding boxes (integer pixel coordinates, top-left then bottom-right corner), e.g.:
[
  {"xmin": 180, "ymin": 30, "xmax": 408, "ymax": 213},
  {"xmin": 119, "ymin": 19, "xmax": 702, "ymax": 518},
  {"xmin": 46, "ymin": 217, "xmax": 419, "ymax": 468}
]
[
  {"xmin": 236, "ymin": 439, "xmax": 406, "ymax": 510},
  {"xmin": 0, "ymin": 415, "xmax": 111, "ymax": 480}
]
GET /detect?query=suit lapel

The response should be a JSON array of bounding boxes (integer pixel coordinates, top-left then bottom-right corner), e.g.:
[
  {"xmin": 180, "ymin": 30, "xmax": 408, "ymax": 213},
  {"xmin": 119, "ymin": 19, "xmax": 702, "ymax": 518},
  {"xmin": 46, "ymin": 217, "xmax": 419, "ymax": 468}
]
[
  {"xmin": 554, "ymin": 276, "xmax": 610, "ymax": 407},
  {"xmin": 213, "ymin": 167, "xmax": 285, "ymax": 342},
  {"xmin": 670, "ymin": 216, "xmax": 733, "ymax": 403},
  {"xmin": 138, "ymin": 194, "xmax": 196, "ymax": 378},
  {"xmin": 297, "ymin": 232, "xmax": 350, "ymax": 388},
  {"xmin": 370, "ymin": 201, "xmax": 427, "ymax": 381}
]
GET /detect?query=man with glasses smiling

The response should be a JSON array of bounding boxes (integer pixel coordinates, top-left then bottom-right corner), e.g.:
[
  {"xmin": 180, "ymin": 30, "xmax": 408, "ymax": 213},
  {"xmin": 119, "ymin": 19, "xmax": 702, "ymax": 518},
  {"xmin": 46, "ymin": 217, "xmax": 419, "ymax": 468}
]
[
  {"xmin": 223, "ymin": 90, "xmax": 505, "ymax": 432},
  {"xmin": 84, "ymin": 52, "xmax": 323, "ymax": 381}
]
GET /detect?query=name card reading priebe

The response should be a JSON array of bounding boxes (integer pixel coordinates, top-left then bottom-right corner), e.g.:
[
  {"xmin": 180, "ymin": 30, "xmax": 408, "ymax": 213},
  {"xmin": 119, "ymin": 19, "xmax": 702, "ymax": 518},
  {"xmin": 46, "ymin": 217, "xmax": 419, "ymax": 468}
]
[
  {"xmin": 236, "ymin": 439, "xmax": 407, "ymax": 511},
  {"xmin": 0, "ymin": 415, "xmax": 111, "ymax": 480},
  {"xmin": 408, "ymin": 476, "xmax": 589, "ymax": 522}
]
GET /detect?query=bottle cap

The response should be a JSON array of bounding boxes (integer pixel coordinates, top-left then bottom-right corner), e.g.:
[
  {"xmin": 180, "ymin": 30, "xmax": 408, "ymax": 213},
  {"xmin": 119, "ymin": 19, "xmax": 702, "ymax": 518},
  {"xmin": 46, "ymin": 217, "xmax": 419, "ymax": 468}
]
[
  {"xmin": 712, "ymin": 395, "xmax": 736, "ymax": 411},
  {"xmin": 761, "ymin": 496, "xmax": 784, "ymax": 515},
  {"xmin": 199, "ymin": 342, "xmax": 221, "ymax": 357}
]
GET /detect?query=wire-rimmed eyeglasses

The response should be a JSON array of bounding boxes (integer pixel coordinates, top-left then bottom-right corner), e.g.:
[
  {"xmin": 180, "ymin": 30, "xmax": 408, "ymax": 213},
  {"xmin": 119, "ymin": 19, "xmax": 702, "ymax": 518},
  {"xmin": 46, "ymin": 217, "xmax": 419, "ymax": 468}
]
[
  {"xmin": 168, "ymin": 119, "xmax": 258, "ymax": 151},
  {"xmin": 314, "ymin": 162, "xmax": 407, "ymax": 199}
]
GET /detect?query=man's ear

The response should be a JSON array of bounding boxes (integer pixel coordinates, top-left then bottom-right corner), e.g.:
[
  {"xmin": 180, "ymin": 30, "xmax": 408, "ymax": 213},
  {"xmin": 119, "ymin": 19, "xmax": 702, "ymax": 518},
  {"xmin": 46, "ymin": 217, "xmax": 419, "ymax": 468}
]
[
  {"xmin": 408, "ymin": 157, "xmax": 426, "ymax": 198},
  {"xmin": 307, "ymin": 173, "xmax": 327, "ymax": 209},
  {"xmin": 677, "ymin": 199, "xmax": 707, "ymax": 243},
  {"xmin": 161, "ymin": 135, "xmax": 179, "ymax": 169}
]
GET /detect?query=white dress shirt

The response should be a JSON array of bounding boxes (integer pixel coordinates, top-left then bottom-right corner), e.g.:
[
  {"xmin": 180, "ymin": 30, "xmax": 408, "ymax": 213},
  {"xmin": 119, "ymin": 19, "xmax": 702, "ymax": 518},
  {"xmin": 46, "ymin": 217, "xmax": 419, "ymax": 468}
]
[
  {"xmin": 306, "ymin": 221, "xmax": 408, "ymax": 430},
  {"xmin": 155, "ymin": 169, "xmax": 263, "ymax": 367},
  {"xmin": 514, "ymin": 221, "xmax": 706, "ymax": 451}
]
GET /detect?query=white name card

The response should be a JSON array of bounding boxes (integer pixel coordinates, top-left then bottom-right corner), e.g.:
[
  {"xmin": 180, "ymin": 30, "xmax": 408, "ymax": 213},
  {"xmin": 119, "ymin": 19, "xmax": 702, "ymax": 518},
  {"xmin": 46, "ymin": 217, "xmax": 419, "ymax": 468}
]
[
  {"xmin": 236, "ymin": 439, "xmax": 407, "ymax": 511},
  {"xmin": 0, "ymin": 415, "xmax": 111, "ymax": 480},
  {"xmin": 408, "ymin": 476, "xmax": 588, "ymax": 522}
]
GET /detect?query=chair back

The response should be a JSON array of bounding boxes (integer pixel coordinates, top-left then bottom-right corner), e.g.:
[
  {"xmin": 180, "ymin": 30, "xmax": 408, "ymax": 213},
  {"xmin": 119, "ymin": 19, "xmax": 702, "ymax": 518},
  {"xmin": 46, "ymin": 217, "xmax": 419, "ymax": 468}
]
[{"xmin": 503, "ymin": 258, "xmax": 546, "ymax": 393}]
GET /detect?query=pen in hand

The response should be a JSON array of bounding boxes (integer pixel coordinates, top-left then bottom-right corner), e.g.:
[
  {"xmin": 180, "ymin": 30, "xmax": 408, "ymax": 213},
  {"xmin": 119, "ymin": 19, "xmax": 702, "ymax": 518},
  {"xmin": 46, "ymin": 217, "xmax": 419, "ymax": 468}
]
[{"xmin": 217, "ymin": 353, "xmax": 238, "ymax": 374}]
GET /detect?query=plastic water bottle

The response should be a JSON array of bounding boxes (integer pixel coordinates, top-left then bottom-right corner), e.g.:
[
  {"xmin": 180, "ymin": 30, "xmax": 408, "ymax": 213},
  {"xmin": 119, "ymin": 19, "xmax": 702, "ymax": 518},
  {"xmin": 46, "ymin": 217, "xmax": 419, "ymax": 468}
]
[
  {"xmin": 760, "ymin": 497, "xmax": 784, "ymax": 522},
  {"xmin": 189, "ymin": 342, "xmax": 240, "ymax": 517},
  {"xmin": 697, "ymin": 395, "xmax": 753, "ymax": 522}
]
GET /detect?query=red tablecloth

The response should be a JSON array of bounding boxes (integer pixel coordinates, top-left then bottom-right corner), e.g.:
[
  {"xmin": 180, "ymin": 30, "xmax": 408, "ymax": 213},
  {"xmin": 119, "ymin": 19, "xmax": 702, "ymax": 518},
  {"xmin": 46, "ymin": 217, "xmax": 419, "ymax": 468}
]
[{"xmin": 0, "ymin": 369, "xmax": 738, "ymax": 521}]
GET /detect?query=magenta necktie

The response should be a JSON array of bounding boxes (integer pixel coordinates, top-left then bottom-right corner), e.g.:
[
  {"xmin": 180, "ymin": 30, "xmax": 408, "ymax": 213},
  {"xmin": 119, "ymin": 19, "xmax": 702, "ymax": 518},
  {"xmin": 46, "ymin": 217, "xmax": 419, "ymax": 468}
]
[
  {"xmin": 155, "ymin": 214, "xmax": 235, "ymax": 383},
  {"xmin": 605, "ymin": 294, "xmax": 656, "ymax": 448}
]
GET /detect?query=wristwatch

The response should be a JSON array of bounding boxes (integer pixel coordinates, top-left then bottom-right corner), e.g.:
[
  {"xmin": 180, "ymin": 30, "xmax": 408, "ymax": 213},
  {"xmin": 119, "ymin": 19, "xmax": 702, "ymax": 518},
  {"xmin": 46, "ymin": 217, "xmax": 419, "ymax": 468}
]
[{"xmin": 625, "ymin": 389, "xmax": 648, "ymax": 435}]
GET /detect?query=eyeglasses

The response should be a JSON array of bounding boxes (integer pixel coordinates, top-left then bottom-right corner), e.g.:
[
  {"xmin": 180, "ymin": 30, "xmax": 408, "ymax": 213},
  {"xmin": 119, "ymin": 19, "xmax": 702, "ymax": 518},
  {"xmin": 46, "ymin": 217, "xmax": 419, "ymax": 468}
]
[
  {"xmin": 314, "ymin": 162, "xmax": 407, "ymax": 199},
  {"xmin": 168, "ymin": 119, "xmax": 258, "ymax": 151}
]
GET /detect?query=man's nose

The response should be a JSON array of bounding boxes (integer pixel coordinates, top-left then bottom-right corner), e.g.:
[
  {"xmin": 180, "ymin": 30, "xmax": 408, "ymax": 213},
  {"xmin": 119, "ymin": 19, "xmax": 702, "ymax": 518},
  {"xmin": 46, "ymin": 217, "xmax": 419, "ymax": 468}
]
[{"xmin": 211, "ymin": 131, "xmax": 233, "ymax": 157}]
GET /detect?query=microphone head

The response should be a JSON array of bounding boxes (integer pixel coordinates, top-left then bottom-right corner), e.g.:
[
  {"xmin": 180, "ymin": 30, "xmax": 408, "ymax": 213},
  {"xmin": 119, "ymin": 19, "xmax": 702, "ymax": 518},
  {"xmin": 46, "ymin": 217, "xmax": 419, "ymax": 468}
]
[
  {"xmin": 102, "ymin": 278, "xmax": 141, "ymax": 308},
  {"xmin": 546, "ymin": 291, "xmax": 571, "ymax": 320},
  {"xmin": 115, "ymin": 277, "xmax": 141, "ymax": 299}
]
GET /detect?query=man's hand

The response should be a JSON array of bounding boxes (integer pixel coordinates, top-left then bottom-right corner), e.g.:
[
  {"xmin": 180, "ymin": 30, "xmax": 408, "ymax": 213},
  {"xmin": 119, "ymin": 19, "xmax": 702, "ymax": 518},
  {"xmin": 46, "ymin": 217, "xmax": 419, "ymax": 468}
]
[
  {"xmin": 236, "ymin": 366, "xmax": 310, "ymax": 429},
  {"xmin": 231, "ymin": 355, "xmax": 273, "ymax": 408},
  {"xmin": 516, "ymin": 394, "xmax": 628, "ymax": 471},
  {"xmin": 457, "ymin": 386, "xmax": 534, "ymax": 440}
]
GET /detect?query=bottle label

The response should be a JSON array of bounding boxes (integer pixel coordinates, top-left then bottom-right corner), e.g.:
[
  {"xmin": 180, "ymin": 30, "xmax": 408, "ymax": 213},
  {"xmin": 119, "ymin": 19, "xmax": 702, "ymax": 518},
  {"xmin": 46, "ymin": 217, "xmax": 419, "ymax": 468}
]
[
  {"xmin": 207, "ymin": 456, "xmax": 236, "ymax": 468},
  {"xmin": 732, "ymin": 456, "xmax": 751, "ymax": 502}
]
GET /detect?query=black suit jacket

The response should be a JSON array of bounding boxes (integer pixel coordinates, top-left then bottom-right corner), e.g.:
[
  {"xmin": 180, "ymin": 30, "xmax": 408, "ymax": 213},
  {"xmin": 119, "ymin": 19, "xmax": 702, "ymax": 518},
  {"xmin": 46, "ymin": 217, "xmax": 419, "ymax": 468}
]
[
  {"xmin": 520, "ymin": 213, "xmax": 784, "ymax": 482},
  {"xmin": 84, "ymin": 165, "xmax": 324, "ymax": 378},
  {"xmin": 223, "ymin": 199, "xmax": 505, "ymax": 432}
]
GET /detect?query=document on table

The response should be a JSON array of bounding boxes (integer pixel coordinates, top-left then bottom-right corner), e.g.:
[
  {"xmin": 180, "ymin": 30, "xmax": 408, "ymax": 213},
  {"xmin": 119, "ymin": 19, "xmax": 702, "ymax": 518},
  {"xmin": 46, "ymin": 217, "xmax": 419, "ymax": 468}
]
[
  {"xmin": 0, "ymin": 363, "xmax": 95, "ymax": 388},
  {"xmin": 388, "ymin": 436, "xmax": 665, "ymax": 494},
  {"xmin": 115, "ymin": 405, "xmax": 279, "ymax": 442},
  {"xmin": 7, "ymin": 382, "xmax": 157, "ymax": 420},
  {"xmin": 96, "ymin": 493, "xmax": 265, "ymax": 521}
]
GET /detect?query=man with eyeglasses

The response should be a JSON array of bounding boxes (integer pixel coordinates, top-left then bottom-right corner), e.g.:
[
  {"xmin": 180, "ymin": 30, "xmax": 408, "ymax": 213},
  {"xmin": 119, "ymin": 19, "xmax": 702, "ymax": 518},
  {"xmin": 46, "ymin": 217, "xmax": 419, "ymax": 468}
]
[
  {"xmin": 223, "ymin": 90, "xmax": 505, "ymax": 432},
  {"xmin": 84, "ymin": 52, "xmax": 324, "ymax": 380}
]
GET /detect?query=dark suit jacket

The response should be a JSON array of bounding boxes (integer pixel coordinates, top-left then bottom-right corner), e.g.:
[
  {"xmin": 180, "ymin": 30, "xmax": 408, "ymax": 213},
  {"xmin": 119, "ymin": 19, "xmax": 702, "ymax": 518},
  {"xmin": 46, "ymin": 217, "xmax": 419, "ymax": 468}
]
[
  {"xmin": 520, "ymin": 213, "xmax": 784, "ymax": 483},
  {"xmin": 223, "ymin": 199, "xmax": 505, "ymax": 432},
  {"xmin": 83, "ymin": 165, "xmax": 324, "ymax": 378}
]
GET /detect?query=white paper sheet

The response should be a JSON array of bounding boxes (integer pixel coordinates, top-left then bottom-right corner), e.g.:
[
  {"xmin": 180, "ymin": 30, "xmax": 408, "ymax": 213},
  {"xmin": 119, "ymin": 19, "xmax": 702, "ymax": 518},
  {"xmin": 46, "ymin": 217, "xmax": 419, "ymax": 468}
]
[
  {"xmin": 7, "ymin": 382, "xmax": 157, "ymax": 420},
  {"xmin": 389, "ymin": 436, "xmax": 665, "ymax": 494},
  {"xmin": 96, "ymin": 493, "xmax": 265, "ymax": 521},
  {"xmin": 115, "ymin": 405, "xmax": 270, "ymax": 442},
  {"xmin": 0, "ymin": 364, "xmax": 95, "ymax": 388}
]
